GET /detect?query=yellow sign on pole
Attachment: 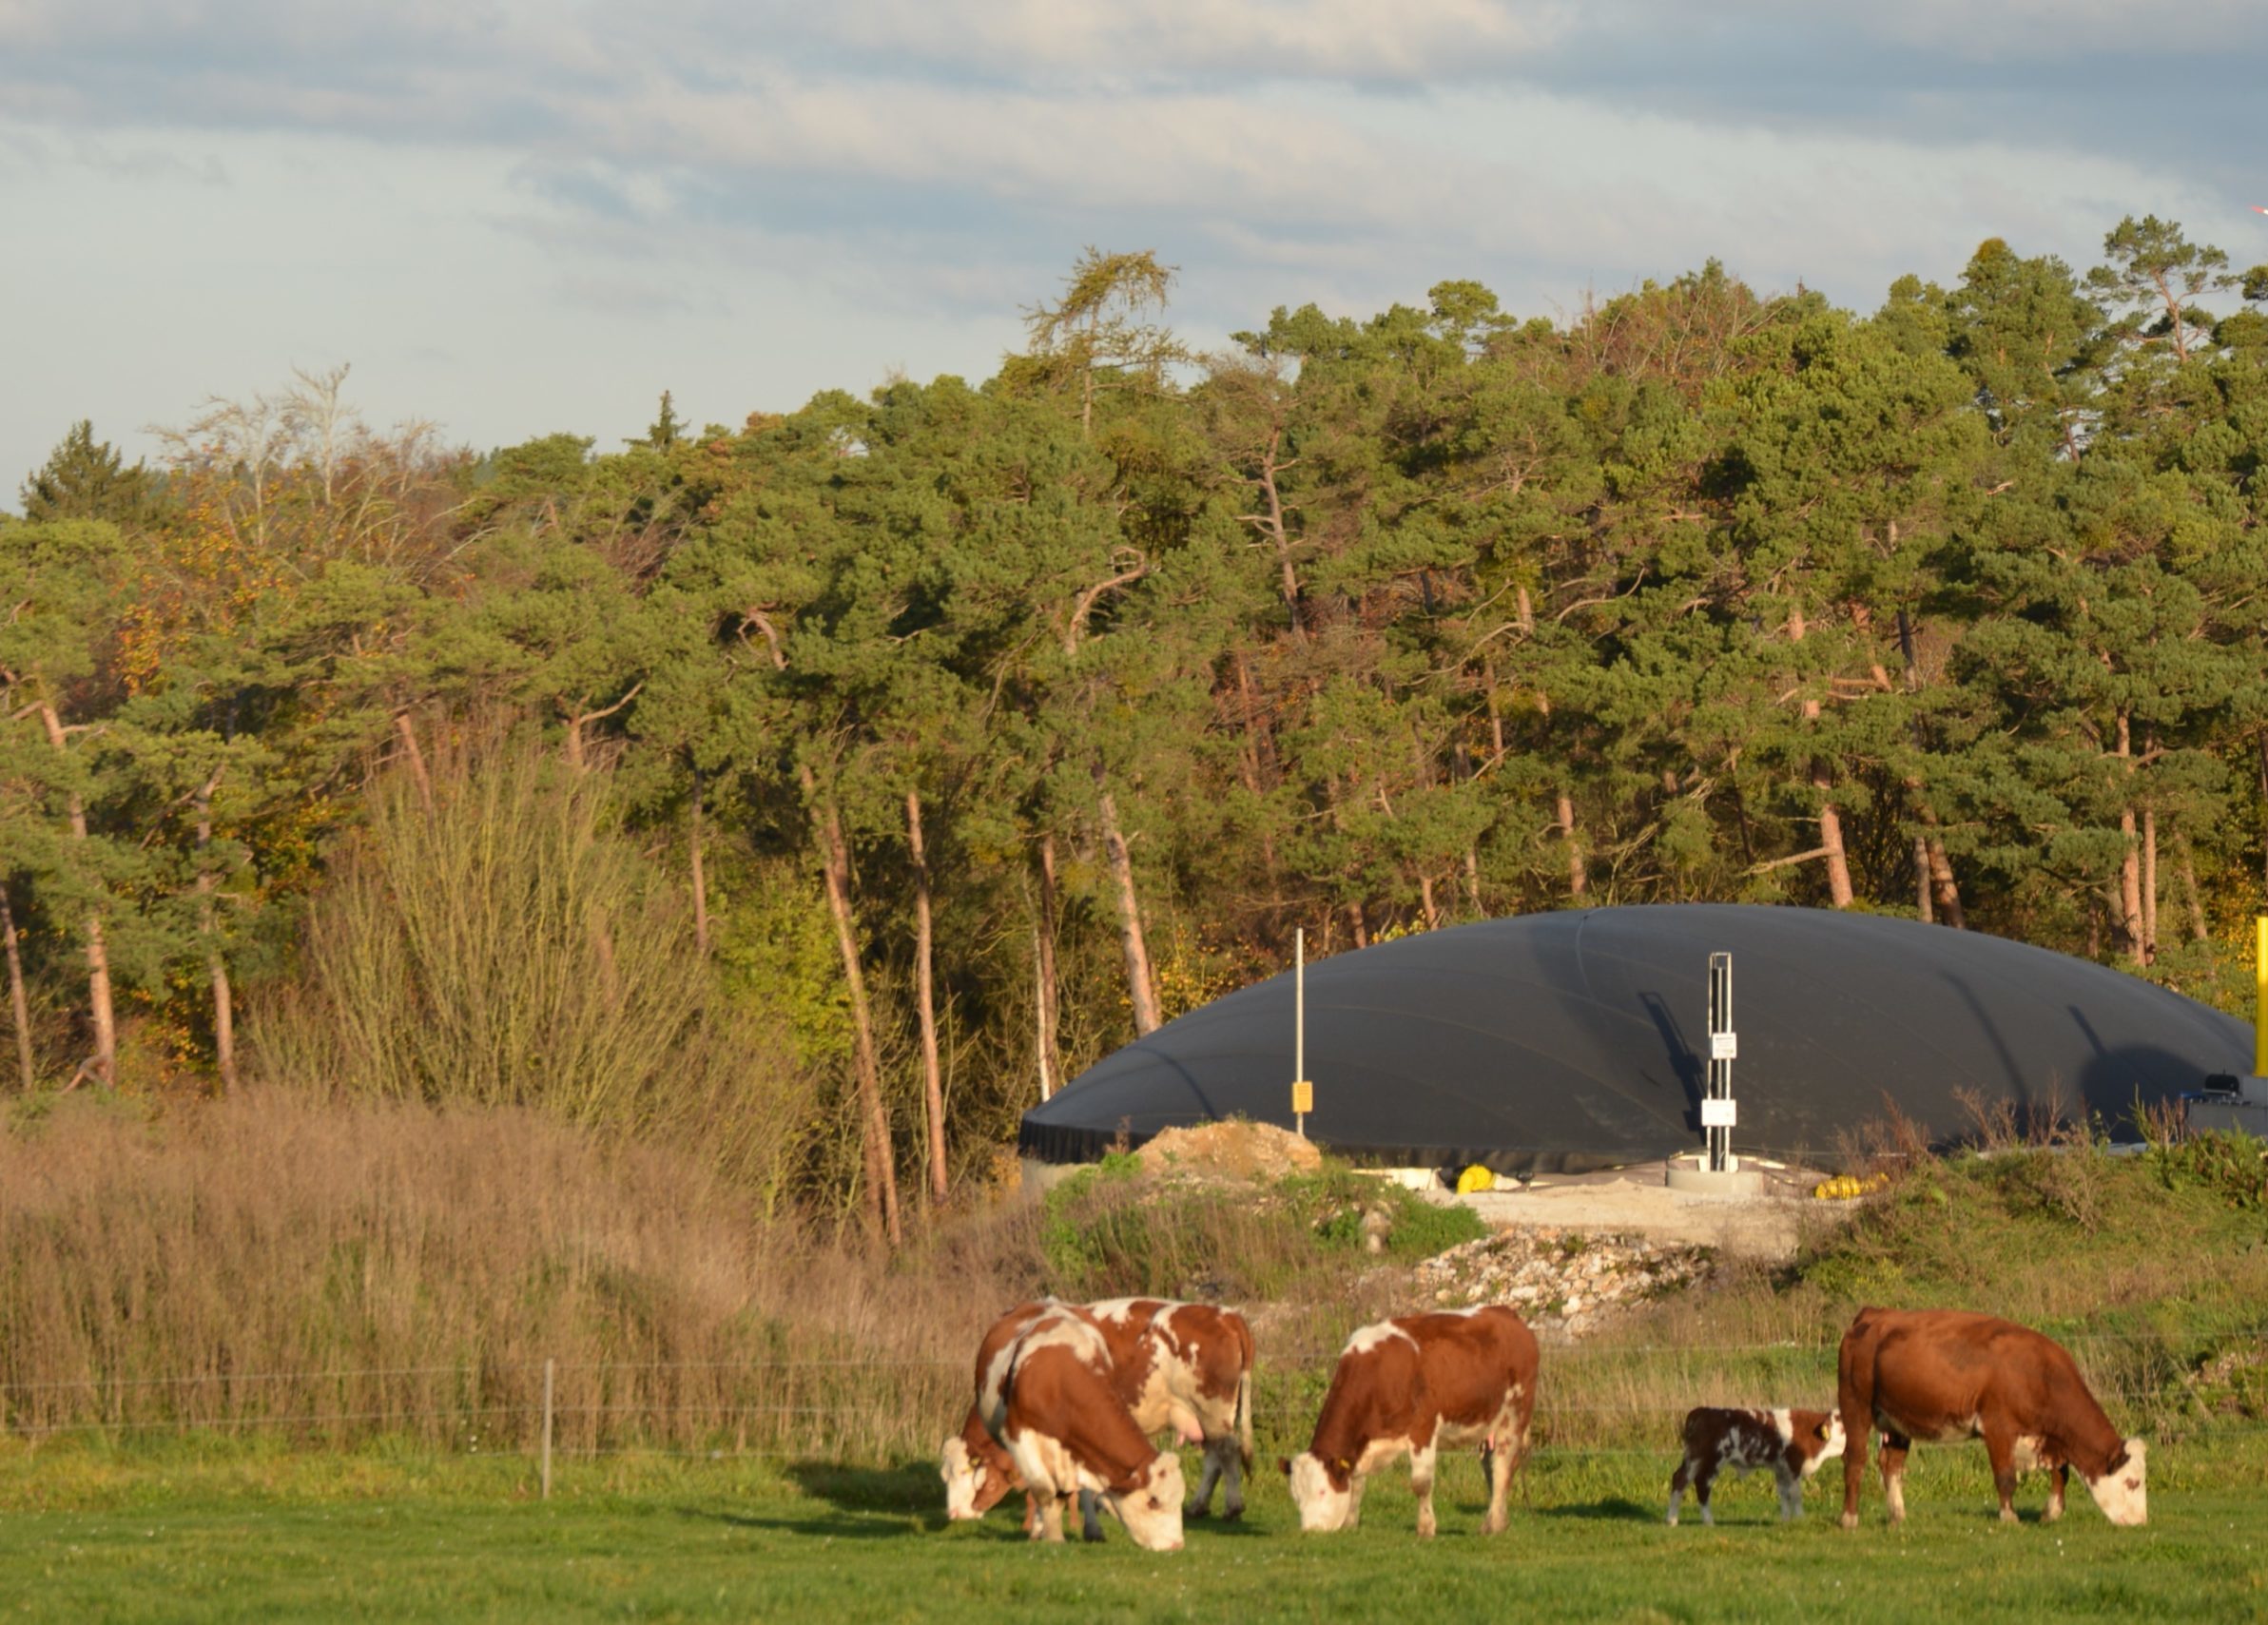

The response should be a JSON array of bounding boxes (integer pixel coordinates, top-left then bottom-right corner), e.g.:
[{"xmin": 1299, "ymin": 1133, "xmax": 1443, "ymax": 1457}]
[
  {"xmin": 2256, "ymin": 917, "xmax": 2267, "ymax": 1078},
  {"xmin": 1291, "ymin": 1079, "xmax": 1314, "ymax": 1116}
]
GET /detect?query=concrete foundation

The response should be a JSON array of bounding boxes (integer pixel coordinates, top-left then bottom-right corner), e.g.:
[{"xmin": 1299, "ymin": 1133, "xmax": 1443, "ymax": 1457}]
[{"xmin": 1663, "ymin": 1160, "xmax": 1765, "ymax": 1197}]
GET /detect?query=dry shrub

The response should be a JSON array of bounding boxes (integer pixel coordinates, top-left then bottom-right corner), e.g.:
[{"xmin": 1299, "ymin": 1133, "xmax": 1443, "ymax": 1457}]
[
  {"xmin": 0, "ymin": 1092, "xmax": 1007, "ymax": 1461},
  {"xmin": 254, "ymin": 743, "xmax": 819, "ymax": 1209}
]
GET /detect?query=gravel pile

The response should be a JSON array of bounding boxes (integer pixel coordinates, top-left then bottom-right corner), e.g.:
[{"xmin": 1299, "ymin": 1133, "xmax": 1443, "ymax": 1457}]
[{"xmin": 1412, "ymin": 1226, "xmax": 1715, "ymax": 1339}]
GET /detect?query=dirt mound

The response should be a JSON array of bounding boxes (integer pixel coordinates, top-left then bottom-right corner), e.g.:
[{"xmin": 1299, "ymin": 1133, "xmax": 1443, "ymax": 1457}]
[{"xmin": 1137, "ymin": 1120, "xmax": 1324, "ymax": 1183}]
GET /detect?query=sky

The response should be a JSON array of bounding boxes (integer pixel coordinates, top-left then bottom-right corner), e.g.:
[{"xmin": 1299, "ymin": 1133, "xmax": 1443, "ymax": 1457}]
[{"xmin": 4, "ymin": 0, "xmax": 2264, "ymax": 503}]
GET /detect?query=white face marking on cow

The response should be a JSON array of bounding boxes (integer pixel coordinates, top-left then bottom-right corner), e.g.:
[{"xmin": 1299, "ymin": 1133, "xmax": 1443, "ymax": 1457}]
[
  {"xmin": 940, "ymin": 1437, "xmax": 981, "ymax": 1519},
  {"xmin": 1815, "ymin": 1412, "xmax": 1847, "ymax": 1467},
  {"xmin": 1287, "ymin": 1452, "xmax": 1353, "ymax": 1532},
  {"xmin": 2084, "ymin": 1438, "xmax": 2147, "ymax": 1526},
  {"xmin": 1345, "ymin": 1323, "xmax": 1417, "ymax": 1358},
  {"xmin": 1109, "ymin": 1454, "xmax": 1187, "ymax": 1551}
]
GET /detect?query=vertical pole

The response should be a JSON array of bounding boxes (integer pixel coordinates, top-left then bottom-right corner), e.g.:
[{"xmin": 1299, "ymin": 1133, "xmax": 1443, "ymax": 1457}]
[
  {"xmin": 1294, "ymin": 928, "xmax": 1307, "ymax": 1138},
  {"xmin": 1707, "ymin": 953, "xmax": 1733, "ymax": 1175},
  {"xmin": 2256, "ymin": 918, "xmax": 2267, "ymax": 1079},
  {"xmin": 541, "ymin": 1357, "xmax": 555, "ymax": 1501}
]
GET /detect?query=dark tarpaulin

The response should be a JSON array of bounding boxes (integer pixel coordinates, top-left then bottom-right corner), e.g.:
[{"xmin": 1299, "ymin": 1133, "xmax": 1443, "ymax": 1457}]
[{"xmin": 1018, "ymin": 905, "xmax": 2251, "ymax": 1172}]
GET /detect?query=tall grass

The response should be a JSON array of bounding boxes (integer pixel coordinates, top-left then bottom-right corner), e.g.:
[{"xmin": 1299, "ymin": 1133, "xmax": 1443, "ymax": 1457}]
[{"xmin": 255, "ymin": 745, "xmax": 818, "ymax": 1207}]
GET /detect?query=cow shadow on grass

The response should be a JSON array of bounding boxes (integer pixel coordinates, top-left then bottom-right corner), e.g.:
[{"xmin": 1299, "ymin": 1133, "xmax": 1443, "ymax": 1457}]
[
  {"xmin": 1537, "ymin": 1496, "xmax": 1657, "ymax": 1522},
  {"xmin": 785, "ymin": 1460, "xmax": 941, "ymax": 1517}
]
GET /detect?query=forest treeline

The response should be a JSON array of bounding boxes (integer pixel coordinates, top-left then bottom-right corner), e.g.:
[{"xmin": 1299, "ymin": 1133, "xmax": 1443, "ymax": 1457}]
[{"xmin": 3, "ymin": 219, "xmax": 2266, "ymax": 1242}]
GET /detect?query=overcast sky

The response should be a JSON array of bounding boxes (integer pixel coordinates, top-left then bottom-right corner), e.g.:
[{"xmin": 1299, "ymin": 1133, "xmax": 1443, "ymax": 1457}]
[{"xmin": 4, "ymin": 0, "xmax": 2263, "ymax": 502}]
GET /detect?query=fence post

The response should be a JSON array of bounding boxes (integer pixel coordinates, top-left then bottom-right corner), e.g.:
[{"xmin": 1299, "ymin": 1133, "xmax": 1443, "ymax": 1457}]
[{"xmin": 541, "ymin": 1358, "xmax": 554, "ymax": 1501}]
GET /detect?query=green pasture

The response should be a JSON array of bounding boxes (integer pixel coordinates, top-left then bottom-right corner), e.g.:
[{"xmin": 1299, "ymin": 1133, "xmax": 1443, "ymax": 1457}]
[{"xmin": 2, "ymin": 1439, "xmax": 2263, "ymax": 1622}]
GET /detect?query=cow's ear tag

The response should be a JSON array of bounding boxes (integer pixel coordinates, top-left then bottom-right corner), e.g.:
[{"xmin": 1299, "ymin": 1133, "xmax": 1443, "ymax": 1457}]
[
  {"xmin": 1332, "ymin": 1458, "xmax": 1352, "ymax": 1476},
  {"xmin": 1816, "ymin": 1423, "xmax": 1832, "ymax": 1442}
]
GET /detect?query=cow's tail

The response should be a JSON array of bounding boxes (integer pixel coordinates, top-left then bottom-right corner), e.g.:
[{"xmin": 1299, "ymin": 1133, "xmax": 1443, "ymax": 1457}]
[{"xmin": 1234, "ymin": 1324, "xmax": 1255, "ymax": 1471}]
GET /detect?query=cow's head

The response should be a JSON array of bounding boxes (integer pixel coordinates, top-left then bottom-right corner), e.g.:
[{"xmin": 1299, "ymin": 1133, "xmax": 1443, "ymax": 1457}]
[
  {"xmin": 1282, "ymin": 1450, "xmax": 1355, "ymax": 1533},
  {"xmin": 1102, "ymin": 1452, "xmax": 1186, "ymax": 1552},
  {"xmin": 939, "ymin": 1436, "xmax": 1015, "ymax": 1520},
  {"xmin": 2084, "ymin": 1438, "xmax": 2147, "ymax": 1527},
  {"xmin": 1808, "ymin": 1411, "xmax": 1848, "ymax": 1470}
]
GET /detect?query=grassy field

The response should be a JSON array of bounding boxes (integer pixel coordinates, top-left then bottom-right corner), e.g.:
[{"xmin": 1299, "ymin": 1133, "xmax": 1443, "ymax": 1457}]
[{"xmin": 2, "ymin": 1439, "xmax": 2264, "ymax": 1622}]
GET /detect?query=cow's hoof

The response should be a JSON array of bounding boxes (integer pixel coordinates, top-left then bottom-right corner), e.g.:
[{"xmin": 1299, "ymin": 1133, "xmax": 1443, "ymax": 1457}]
[
  {"xmin": 1221, "ymin": 1505, "xmax": 1244, "ymax": 1522},
  {"xmin": 1186, "ymin": 1504, "xmax": 1211, "ymax": 1520},
  {"xmin": 1840, "ymin": 1513, "xmax": 1859, "ymax": 1531},
  {"xmin": 1998, "ymin": 1508, "xmax": 2018, "ymax": 1524},
  {"xmin": 1483, "ymin": 1519, "xmax": 1506, "ymax": 1536}
]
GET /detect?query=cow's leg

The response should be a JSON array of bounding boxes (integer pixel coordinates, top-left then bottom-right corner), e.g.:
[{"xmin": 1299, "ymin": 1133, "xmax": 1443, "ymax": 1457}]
[
  {"xmin": 1777, "ymin": 1469, "xmax": 1802, "ymax": 1522},
  {"xmin": 1880, "ymin": 1433, "xmax": 1911, "ymax": 1525},
  {"xmin": 1695, "ymin": 1461, "xmax": 1717, "ymax": 1527},
  {"xmin": 1839, "ymin": 1373, "xmax": 1872, "ymax": 1530},
  {"xmin": 1220, "ymin": 1435, "xmax": 1246, "ymax": 1520},
  {"xmin": 1345, "ymin": 1471, "xmax": 1367, "ymax": 1531},
  {"xmin": 2045, "ymin": 1462, "xmax": 2068, "ymax": 1524},
  {"xmin": 1483, "ymin": 1443, "xmax": 1512, "ymax": 1535},
  {"xmin": 1668, "ymin": 1456, "xmax": 1691, "ymax": 1526},
  {"xmin": 1189, "ymin": 1437, "xmax": 1226, "ymax": 1519},
  {"xmin": 1078, "ymin": 1488, "xmax": 1105, "ymax": 1542},
  {"xmin": 1983, "ymin": 1428, "xmax": 2020, "ymax": 1522},
  {"xmin": 1410, "ymin": 1443, "xmax": 1440, "ymax": 1538},
  {"xmin": 1032, "ymin": 1490, "xmax": 1066, "ymax": 1543}
]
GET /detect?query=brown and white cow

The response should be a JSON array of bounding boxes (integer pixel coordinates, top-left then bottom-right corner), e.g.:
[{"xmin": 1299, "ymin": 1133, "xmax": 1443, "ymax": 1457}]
[
  {"xmin": 1084, "ymin": 1297, "xmax": 1255, "ymax": 1519},
  {"xmin": 1837, "ymin": 1306, "xmax": 2146, "ymax": 1528},
  {"xmin": 1666, "ymin": 1406, "xmax": 1845, "ymax": 1525},
  {"xmin": 979, "ymin": 1306, "xmax": 1187, "ymax": 1551},
  {"xmin": 1281, "ymin": 1305, "xmax": 1538, "ymax": 1538},
  {"xmin": 941, "ymin": 1297, "xmax": 1253, "ymax": 1534}
]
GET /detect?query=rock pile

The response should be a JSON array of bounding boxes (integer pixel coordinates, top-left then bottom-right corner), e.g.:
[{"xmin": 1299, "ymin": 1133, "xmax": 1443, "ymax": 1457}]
[{"xmin": 1412, "ymin": 1225, "xmax": 1715, "ymax": 1339}]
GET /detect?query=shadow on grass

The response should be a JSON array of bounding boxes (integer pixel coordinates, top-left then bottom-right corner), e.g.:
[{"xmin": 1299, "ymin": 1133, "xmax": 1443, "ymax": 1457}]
[
  {"xmin": 1540, "ymin": 1496, "xmax": 1657, "ymax": 1522},
  {"xmin": 785, "ymin": 1461, "xmax": 941, "ymax": 1516}
]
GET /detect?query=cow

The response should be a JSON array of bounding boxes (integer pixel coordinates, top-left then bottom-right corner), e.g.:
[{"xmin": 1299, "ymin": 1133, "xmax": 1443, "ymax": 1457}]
[
  {"xmin": 1084, "ymin": 1297, "xmax": 1255, "ymax": 1519},
  {"xmin": 1280, "ymin": 1305, "xmax": 1538, "ymax": 1538},
  {"xmin": 1666, "ymin": 1406, "xmax": 1846, "ymax": 1525},
  {"xmin": 940, "ymin": 1300, "xmax": 1053, "ymax": 1525},
  {"xmin": 979, "ymin": 1306, "xmax": 1187, "ymax": 1551},
  {"xmin": 1837, "ymin": 1306, "xmax": 2146, "ymax": 1529},
  {"xmin": 941, "ymin": 1297, "xmax": 1254, "ymax": 1535}
]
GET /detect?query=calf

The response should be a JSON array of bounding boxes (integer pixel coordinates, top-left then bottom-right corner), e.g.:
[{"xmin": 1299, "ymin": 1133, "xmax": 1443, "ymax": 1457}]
[
  {"xmin": 981, "ymin": 1307, "xmax": 1186, "ymax": 1551},
  {"xmin": 1281, "ymin": 1305, "xmax": 1538, "ymax": 1538},
  {"xmin": 1666, "ymin": 1407, "xmax": 1845, "ymax": 1525},
  {"xmin": 1838, "ymin": 1306, "xmax": 2146, "ymax": 1528}
]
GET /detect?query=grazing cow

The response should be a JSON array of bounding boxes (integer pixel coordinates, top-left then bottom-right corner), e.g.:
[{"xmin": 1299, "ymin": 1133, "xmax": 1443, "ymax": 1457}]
[
  {"xmin": 941, "ymin": 1297, "xmax": 1255, "ymax": 1534},
  {"xmin": 1666, "ymin": 1407, "xmax": 1846, "ymax": 1525},
  {"xmin": 941, "ymin": 1301, "xmax": 1053, "ymax": 1525},
  {"xmin": 1837, "ymin": 1306, "xmax": 2147, "ymax": 1528},
  {"xmin": 980, "ymin": 1307, "xmax": 1186, "ymax": 1551},
  {"xmin": 1084, "ymin": 1298, "xmax": 1256, "ymax": 1519},
  {"xmin": 1281, "ymin": 1306, "xmax": 1538, "ymax": 1538}
]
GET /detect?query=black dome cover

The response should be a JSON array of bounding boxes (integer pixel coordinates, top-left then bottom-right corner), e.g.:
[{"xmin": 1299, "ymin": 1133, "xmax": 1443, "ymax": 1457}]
[{"xmin": 1019, "ymin": 905, "xmax": 2249, "ymax": 1171}]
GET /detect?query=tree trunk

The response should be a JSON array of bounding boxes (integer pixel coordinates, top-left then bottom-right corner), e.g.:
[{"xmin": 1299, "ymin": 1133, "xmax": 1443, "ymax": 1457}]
[
  {"xmin": 688, "ymin": 771, "xmax": 709, "ymax": 958},
  {"xmin": 1418, "ymin": 871, "xmax": 1440, "ymax": 932},
  {"xmin": 1787, "ymin": 609, "xmax": 1853, "ymax": 907},
  {"xmin": 1894, "ymin": 609, "xmax": 1966, "ymax": 926},
  {"xmin": 0, "ymin": 881, "xmax": 32, "ymax": 1093},
  {"xmin": 2178, "ymin": 833, "xmax": 2209, "ymax": 943},
  {"xmin": 40, "ymin": 704, "xmax": 114, "ymax": 1088},
  {"xmin": 1914, "ymin": 836, "xmax": 1934, "ymax": 922},
  {"xmin": 1347, "ymin": 901, "xmax": 1369, "ymax": 949},
  {"xmin": 193, "ymin": 784, "xmax": 239, "ymax": 1093},
  {"xmin": 2141, "ymin": 803, "xmax": 2159, "ymax": 964},
  {"xmin": 1097, "ymin": 787, "xmax": 1163, "ymax": 1036},
  {"xmin": 807, "ymin": 772, "xmax": 901, "ymax": 1246},
  {"xmin": 1464, "ymin": 846, "xmax": 1483, "ymax": 917},
  {"xmin": 2116, "ymin": 713, "xmax": 2145, "ymax": 964},
  {"xmin": 906, "ymin": 790, "xmax": 948, "ymax": 1205},
  {"xmin": 1035, "ymin": 833, "xmax": 1061, "ymax": 1102},
  {"xmin": 394, "ymin": 709, "xmax": 435, "ymax": 812}
]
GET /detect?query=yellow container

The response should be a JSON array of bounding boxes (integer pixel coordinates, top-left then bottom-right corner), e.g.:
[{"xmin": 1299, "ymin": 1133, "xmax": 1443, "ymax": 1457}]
[{"xmin": 1455, "ymin": 1164, "xmax": 1496, "ymax": 1194}]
